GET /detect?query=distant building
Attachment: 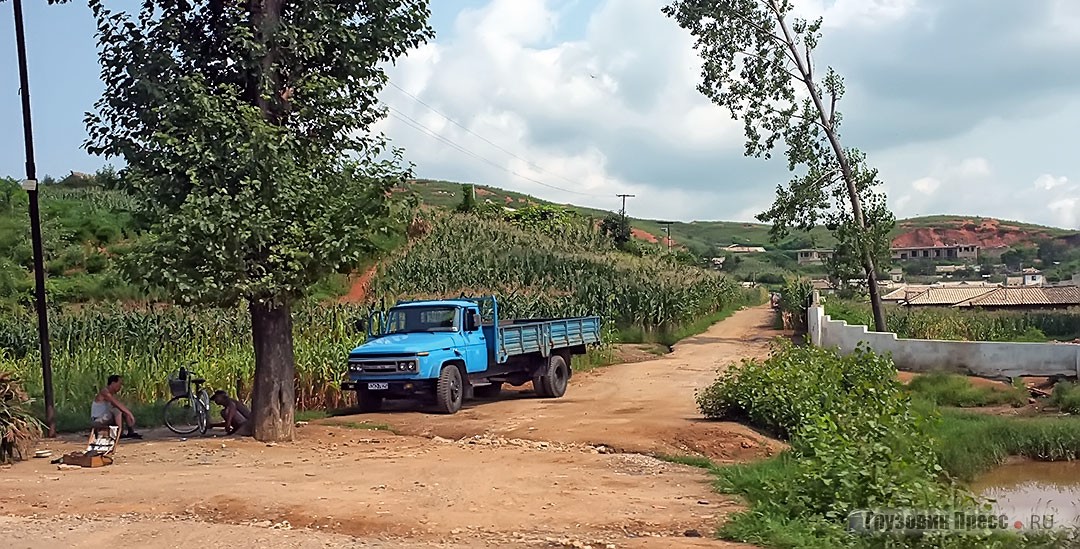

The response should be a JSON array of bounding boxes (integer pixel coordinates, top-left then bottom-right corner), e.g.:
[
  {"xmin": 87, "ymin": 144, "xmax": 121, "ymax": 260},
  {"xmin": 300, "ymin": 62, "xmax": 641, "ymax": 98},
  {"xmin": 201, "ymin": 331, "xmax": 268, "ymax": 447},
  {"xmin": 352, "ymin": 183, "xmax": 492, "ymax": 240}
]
[
  {"xmin": 935, "ymin": 265, "xmax": 969, "ymax": 275},
  {"xmin": 1022, "ymin": 267, "xmax": 1044, "ymax": 286},
  {"xmin": 722, "ymin": 244, "xmax": 766, "ymax": 254},
  {"xmin": 889, "ymin": 267, "xmax": 904, "ymax": 283},
  {"xmin": 891, "ymin": 244, "xmax": 979, "ymax": 262},
  {"xmin": 796, "ymin": 249, "xmax": 834, "ymax": 265}
]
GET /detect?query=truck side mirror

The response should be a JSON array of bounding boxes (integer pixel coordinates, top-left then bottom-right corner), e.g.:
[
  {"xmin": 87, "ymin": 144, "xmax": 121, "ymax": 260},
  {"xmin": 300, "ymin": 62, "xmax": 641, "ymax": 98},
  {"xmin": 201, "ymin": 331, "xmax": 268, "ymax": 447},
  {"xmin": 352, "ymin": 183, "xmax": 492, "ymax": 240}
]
[{"xmin": 468, "ymin": 312, "xmax": 482, "ymax": 331}]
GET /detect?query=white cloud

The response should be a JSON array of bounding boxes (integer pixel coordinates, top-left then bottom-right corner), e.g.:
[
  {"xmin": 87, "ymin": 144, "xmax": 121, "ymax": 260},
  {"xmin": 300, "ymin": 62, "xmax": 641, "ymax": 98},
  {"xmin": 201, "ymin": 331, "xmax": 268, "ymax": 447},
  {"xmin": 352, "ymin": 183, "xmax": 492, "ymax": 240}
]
[
  {"xmin": 911, "ymin": 177, "xmax": 941, "ymax": 195},
  {"xmin": 956, "ymin": 157, "xmax": 992, "ymax": 178},
  {"xmin": 1034, "ymin": 174, "xmax": 1068, "ymax": 190},
  {"xmin": 360, "ymin": 0, "xmax": 1080, "ymax": 225}
]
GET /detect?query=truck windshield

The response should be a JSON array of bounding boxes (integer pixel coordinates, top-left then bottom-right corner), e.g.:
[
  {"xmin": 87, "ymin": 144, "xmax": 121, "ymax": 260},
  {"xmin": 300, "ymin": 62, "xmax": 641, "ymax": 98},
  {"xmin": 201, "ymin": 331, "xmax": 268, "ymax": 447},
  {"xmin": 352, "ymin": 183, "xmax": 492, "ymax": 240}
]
[{"xmin": 382, "ymin": 306, "xmax": 459, "ymax": 334}]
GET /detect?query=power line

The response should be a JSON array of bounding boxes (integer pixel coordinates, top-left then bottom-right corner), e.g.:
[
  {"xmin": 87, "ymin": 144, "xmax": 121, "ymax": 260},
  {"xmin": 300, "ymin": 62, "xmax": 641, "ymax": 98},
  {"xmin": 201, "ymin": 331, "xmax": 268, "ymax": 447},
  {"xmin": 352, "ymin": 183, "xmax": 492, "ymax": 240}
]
[
  {"xmin": 616, "ymin": 193, "xmax": 635, "ymax": 217},
  {"xmin": 383, "ymin": 104, "xmax": 608, "ymax": 198},
  {"xmin": 386, "ymin": 81, "xmax": 603, "ymax": 193}
]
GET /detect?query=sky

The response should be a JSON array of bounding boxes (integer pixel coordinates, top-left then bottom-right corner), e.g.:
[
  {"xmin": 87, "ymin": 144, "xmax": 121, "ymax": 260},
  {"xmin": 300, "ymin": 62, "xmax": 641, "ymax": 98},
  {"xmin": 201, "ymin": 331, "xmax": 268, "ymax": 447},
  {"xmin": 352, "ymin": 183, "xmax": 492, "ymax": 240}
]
[{"xmin": 1, "ymin": 0, "xmax": 1078, "ymax": 228}]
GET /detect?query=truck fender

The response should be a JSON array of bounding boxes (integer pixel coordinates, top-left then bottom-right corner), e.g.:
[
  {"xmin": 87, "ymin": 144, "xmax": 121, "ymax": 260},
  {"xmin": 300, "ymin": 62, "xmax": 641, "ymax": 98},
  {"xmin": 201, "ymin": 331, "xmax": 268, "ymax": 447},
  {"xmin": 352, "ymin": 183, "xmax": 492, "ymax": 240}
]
[{"xmin": 442, "ymin": 359, "xmax": 471, "ymax": 398}]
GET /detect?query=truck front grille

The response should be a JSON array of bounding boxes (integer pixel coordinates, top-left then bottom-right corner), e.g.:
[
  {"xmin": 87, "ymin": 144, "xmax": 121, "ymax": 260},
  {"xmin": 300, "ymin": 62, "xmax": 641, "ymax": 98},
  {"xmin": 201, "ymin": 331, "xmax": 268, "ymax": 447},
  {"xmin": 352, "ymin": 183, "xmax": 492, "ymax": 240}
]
[{"xmin": 349, "ymin": 361, "xmax": 398, "ymax": 373}]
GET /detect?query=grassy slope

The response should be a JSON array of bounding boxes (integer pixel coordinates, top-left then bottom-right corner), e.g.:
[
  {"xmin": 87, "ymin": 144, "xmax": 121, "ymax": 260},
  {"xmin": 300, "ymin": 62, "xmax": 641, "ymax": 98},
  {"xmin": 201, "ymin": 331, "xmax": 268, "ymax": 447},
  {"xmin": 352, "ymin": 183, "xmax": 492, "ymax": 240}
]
[{"xmin": 409, "ymin": 179, "xmax": 1078, "ymax": 251}]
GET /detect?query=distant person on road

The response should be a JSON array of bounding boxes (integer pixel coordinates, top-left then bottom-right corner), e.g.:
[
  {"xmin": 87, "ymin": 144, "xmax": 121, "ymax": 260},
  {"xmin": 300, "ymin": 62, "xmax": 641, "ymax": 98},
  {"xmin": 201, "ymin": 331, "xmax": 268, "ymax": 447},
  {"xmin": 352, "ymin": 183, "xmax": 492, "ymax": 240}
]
[
  {"xmin": 210, "ymin": 390, "xmax": 254, "ymax": 436},
  {"xmin": 90, "ymin": 374, "xmax": 143, "ymax": 439}
]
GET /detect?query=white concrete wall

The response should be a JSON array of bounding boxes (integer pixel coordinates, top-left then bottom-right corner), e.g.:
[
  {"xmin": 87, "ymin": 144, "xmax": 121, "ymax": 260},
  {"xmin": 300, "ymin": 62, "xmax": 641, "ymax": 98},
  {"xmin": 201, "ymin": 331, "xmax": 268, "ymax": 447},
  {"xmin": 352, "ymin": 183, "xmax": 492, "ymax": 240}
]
[{"xmin": 807, "ymin": 299, "xmax": 1080, "ymax": 379}]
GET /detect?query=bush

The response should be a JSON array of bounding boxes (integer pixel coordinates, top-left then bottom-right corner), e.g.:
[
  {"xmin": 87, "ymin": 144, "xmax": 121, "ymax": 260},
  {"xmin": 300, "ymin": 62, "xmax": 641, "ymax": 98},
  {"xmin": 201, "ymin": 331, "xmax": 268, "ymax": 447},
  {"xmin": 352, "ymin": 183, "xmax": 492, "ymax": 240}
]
[
  {"xmin": 0, "ymin": 372, "xmax": 43, "ymax": 464},
  {"xmin": 699, "ymin": 341, "xmax": 985, "ymax": 546}
]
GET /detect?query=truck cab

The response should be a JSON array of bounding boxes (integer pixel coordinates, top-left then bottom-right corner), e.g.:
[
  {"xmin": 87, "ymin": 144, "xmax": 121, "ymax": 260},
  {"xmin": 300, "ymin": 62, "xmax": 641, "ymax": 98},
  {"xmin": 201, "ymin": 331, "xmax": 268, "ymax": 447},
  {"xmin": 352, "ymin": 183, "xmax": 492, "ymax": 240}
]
[{"xmin": 341, "ymin": 295, "xmax": 601, "ymax": 414}]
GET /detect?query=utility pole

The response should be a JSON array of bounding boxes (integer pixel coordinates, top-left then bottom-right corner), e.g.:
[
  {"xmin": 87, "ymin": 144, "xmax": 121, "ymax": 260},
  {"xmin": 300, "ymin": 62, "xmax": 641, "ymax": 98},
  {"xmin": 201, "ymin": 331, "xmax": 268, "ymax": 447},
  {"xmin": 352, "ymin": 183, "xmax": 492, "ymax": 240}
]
[
  {"xmin": 12, "ymin": 0, "xmax": 55, "ymax": 437},
  {"xmin": 658, "ymin": 221, "xmax": 673, "ymax": 253},
  {"xmin": 616, "ymin": 194, "xmax": 634, "ymax": 218}
]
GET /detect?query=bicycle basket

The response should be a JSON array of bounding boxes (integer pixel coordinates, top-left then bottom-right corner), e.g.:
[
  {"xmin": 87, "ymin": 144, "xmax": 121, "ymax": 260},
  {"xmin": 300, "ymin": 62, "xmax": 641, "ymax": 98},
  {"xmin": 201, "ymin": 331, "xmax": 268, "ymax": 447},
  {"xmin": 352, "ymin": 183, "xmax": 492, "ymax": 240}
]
[{"xmin": 167, "ymin": 374, "xmax": 187, "ymax": 398}]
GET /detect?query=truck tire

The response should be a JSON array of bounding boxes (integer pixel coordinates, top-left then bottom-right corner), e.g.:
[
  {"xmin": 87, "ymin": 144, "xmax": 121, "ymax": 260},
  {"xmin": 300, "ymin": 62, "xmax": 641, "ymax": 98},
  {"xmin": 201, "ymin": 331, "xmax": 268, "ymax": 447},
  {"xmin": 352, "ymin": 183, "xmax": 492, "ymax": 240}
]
[
  {"xmin": 356, "ymin": 389, "xmax": 383, "ymax": 413},
  {"xmin": 435, "ymin": 364, "xmax": 464, "ymax": 414},
  {"xmin": 533, "ymin": 355, "xmax": 569, "ymax": 398},
  {"xmin": 473, "ymin": 382, "xmax": 502, "ymax": 399}
]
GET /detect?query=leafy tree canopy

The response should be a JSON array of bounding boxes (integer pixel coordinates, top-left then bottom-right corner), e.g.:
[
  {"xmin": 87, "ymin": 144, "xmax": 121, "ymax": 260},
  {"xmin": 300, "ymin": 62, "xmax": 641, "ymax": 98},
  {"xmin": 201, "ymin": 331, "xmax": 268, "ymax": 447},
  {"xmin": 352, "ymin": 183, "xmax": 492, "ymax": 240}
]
[{"xmin": 83, "ymin": 0, "xmax": 433, "ymax": 308}]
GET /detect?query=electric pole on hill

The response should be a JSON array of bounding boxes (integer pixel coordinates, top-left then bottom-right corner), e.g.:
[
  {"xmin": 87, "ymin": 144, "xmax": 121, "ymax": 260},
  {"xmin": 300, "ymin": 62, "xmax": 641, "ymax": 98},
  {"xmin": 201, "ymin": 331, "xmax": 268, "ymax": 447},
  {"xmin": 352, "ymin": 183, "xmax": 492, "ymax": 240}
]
[
  {"xmin": 616, "ymin": 194, "xmax": 634, "ymax": 219},
  {"xmin": 658, "ymin": 221, "xmax": 673, "ymax": 253}
]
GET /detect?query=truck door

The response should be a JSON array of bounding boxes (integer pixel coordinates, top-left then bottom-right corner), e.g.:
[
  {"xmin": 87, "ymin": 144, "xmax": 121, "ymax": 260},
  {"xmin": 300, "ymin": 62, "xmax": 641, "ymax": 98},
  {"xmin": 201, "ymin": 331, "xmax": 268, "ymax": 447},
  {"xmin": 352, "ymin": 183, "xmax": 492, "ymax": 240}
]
[{"xmin": 461, "ymin": 307, "xmax": 488, "ymax": 373}]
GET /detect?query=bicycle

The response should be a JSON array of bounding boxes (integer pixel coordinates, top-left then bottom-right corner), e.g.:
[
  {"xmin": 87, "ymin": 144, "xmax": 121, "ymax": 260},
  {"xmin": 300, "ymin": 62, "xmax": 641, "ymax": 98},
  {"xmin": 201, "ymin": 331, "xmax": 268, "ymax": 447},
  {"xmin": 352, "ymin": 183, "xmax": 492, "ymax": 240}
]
[{"xmin": 163, "ymin": 366, "xmax": 211, "ymax": 435}]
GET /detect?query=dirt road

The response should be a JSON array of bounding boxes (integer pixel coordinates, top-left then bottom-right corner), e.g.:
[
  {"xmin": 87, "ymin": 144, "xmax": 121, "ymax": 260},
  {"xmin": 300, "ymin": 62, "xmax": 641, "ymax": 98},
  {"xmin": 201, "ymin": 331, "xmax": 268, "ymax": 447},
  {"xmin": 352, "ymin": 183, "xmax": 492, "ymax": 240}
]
[
  {"xmin": 1, "ymin": 306, "xmax": 783, "ymax": 548},
  {"xmin": 364, "ymin": 305, "xmax": 785, "ymax": 462}
]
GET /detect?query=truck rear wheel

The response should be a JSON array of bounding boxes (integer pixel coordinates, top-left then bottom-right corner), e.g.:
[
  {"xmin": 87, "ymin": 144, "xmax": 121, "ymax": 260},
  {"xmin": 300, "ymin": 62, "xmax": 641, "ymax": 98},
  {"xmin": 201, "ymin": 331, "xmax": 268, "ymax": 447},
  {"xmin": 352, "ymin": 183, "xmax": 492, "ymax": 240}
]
[
  {"xmin": 533, "ymin": 355, "xmax": 569, "ymax": 398},
  {"xmin": 435, "ymin": 365, "xmax": 464, "ymax": 414}
]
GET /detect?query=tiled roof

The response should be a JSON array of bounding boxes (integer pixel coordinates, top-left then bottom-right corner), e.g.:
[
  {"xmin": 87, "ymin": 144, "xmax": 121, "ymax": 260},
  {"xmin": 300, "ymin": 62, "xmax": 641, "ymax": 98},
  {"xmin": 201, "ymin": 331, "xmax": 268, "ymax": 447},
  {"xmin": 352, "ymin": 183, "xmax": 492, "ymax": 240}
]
[
  {"xmin": 954, "ymin": 286, "xmax": 1080, "ymax": 308},
  {"xmin": 883, "ymin": 282, "xmax": 1000, "ymax": 302},
  {"xmin": 903, "ymin": 287, "xmax": 997, "ymax": 306},
  {"xmin": 883, "ymin": 285, "xmax": 930, "ymax": 300}
]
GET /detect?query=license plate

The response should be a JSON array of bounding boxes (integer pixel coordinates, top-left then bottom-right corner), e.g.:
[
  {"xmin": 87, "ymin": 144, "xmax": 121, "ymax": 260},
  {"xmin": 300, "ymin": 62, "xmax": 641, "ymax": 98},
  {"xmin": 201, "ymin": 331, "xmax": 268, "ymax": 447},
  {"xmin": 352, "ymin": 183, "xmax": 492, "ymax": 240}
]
[{"xmin": 367, "ymin": 382, "xmax": 389, "ymax": 390}]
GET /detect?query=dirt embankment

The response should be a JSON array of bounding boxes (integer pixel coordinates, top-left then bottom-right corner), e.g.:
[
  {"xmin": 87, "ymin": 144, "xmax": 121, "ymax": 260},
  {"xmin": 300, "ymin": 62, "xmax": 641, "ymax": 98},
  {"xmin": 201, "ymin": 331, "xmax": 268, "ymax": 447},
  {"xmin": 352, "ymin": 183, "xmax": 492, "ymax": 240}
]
[
  {"xmin": 892, "ymin": 218, "xmax": 1056, "ymax": 249},
  {"xmin": 1, "ymin": 306, "xmax": 783, "ymax": 548}
]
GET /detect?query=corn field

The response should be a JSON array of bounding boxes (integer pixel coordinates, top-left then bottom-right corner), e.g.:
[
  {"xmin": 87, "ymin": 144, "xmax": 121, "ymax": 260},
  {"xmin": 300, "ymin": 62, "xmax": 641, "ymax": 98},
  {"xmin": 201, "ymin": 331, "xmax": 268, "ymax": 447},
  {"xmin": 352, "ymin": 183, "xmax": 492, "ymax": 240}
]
[
  {"xmin": 371, "ymin": 213, "xmax": 746, "ymax": 331},
  {"xmin": 0, "ymin": 210, "xmax": 752, "ymax": 420},
  {"xmin": 0, "ymin": 303, "xmax": 368, "ymax": 419}
]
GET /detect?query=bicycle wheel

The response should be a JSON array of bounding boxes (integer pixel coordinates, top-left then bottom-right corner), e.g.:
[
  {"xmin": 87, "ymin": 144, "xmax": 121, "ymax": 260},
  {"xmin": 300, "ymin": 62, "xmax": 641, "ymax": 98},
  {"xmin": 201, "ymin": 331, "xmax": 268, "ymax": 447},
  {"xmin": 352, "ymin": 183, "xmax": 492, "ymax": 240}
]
[
  {"xmin": 196, "ymin": 391, "xmax": 210, "ymax": 435},
  {"xmin": 163, "ymin": 395, "xmax": 201, "ymax": 435}
]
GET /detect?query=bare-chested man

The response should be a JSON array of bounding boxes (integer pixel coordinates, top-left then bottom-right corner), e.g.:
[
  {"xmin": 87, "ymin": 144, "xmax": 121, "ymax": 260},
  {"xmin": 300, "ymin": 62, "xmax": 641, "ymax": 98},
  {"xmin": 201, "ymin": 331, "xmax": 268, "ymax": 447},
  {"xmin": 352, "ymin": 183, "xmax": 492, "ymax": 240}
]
[
  {"xmin": 210, "ymin": 390, "xmax": 253, "ymax": 436},
  {"xmin": 90, "ymin": 374, "xmax": 143, "ymax": 439}
]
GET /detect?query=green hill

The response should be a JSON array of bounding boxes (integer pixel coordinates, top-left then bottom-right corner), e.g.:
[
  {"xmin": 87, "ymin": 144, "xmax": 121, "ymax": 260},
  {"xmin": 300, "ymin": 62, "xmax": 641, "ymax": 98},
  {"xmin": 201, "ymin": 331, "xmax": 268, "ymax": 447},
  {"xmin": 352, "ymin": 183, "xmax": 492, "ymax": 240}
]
[{"xmin": 408, "ymin": 178, "xmax": 1077, "ymax": 250}]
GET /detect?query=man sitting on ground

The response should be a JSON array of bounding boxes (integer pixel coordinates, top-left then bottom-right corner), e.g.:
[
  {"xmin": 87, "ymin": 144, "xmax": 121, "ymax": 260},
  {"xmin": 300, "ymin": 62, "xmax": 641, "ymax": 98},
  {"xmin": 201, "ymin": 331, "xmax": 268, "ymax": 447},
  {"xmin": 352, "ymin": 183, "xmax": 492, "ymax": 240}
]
[
  {"xmin": 210, "ymin": 390, "xmax": 253, "ymax": 436},
  {"xmin": 91, "ymin": 374, "xmax": 142, "ymax": 439}
]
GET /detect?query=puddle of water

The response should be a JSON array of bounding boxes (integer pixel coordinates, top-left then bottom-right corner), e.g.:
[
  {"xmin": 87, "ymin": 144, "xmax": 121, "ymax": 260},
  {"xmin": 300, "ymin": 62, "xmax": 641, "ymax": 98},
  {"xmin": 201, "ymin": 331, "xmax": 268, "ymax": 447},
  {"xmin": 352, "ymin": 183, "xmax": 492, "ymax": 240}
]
[{"xmin": 968, "ymin": 460, "xmax": 1080, "ymax": 530}]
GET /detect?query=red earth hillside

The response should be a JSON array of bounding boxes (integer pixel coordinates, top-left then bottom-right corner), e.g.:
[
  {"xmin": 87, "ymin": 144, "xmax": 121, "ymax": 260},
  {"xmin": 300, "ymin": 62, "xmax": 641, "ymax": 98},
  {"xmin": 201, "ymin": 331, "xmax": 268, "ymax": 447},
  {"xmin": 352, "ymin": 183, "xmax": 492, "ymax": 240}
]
[
  {"xmin": 631, "ymin": 227, "xmax": 659, "ymax": 243},
  {"xmin": 891, "ymin": 218, "xmax": 1059, "ymax": 249}
]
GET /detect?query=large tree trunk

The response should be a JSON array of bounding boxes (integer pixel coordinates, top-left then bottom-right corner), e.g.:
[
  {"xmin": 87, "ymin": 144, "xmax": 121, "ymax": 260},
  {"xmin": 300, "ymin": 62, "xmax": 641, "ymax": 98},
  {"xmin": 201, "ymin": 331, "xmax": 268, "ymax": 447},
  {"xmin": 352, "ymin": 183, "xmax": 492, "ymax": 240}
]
[{"xmin": 249, "ymin": 298, "xmax": 296, "ymax": 441}]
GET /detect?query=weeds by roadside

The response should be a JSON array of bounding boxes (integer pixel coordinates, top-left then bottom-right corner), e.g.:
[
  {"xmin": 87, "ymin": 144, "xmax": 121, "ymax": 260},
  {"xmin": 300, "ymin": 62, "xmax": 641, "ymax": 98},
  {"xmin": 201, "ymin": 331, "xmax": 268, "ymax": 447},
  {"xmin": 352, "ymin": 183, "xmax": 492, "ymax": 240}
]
[
  {"xmin": 931, "ymin": 411, "xmax": 1080, "ymax": 482},
  {"xmin": 693, "ymin": 340, "xmax": 1080, "ymax": 548},
  {"xmin": 906, "ymin": 372, "xmax": 1028, "ymax": 408},
  {"xmin": 1050, "ymin": 382, "xmax": 1080, "ymax": 414},
  {"xmin": 1, "ymin": 373, "xmax": 43, "ymax": 464}
]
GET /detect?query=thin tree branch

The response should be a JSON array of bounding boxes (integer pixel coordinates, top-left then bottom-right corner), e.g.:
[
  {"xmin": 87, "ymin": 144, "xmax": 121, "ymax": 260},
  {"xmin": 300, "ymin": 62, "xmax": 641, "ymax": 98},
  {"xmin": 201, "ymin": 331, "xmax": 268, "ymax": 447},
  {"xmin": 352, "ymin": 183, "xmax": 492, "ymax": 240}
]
[
  {"xmin": 828, "ymin": 91, "xmax": 837, "ymax": 129},
  {"xmin": 721, "ymin": 7, "xmax": 801, "ymax": 67},
  {"xmin": 804, "ymin": 40, "xmax": 813, "ymax": 82},
  {"xmin": 758, "ymin": 101, "xmax": 827, "ymax": 130},
  {"xmin": 733, "ymin": 50, "xmax": 807, "ymax": 84}
]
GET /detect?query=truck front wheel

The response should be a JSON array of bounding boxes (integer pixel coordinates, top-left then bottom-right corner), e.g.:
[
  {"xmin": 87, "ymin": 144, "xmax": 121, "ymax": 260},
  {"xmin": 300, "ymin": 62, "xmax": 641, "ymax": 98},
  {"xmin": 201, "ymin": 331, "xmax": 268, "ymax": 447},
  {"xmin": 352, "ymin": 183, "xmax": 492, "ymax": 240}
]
[
  {"xmin": 533, "ymin": 355, "xmax": 569, "ymax": 398},
  {"xmin": 435, "ymin": 365, "xmax": 464, "ymax": 414}
]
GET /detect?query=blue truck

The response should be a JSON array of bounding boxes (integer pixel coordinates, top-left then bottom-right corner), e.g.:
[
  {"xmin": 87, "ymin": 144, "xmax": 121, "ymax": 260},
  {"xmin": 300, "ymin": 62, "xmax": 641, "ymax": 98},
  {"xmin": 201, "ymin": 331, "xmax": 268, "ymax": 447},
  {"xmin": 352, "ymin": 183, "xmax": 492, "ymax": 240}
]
[{"xmin": 341, "ymin": 295, "xmax": 601, "ymax": 414}]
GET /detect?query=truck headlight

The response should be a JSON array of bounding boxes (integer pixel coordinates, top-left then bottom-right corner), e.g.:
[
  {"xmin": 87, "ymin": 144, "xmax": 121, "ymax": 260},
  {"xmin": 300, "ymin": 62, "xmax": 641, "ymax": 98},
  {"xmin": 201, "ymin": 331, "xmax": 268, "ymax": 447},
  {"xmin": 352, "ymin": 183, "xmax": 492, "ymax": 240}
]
[{"xmin": 398, "ymin": 361, "xmax": 417, "ymax": 371}]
